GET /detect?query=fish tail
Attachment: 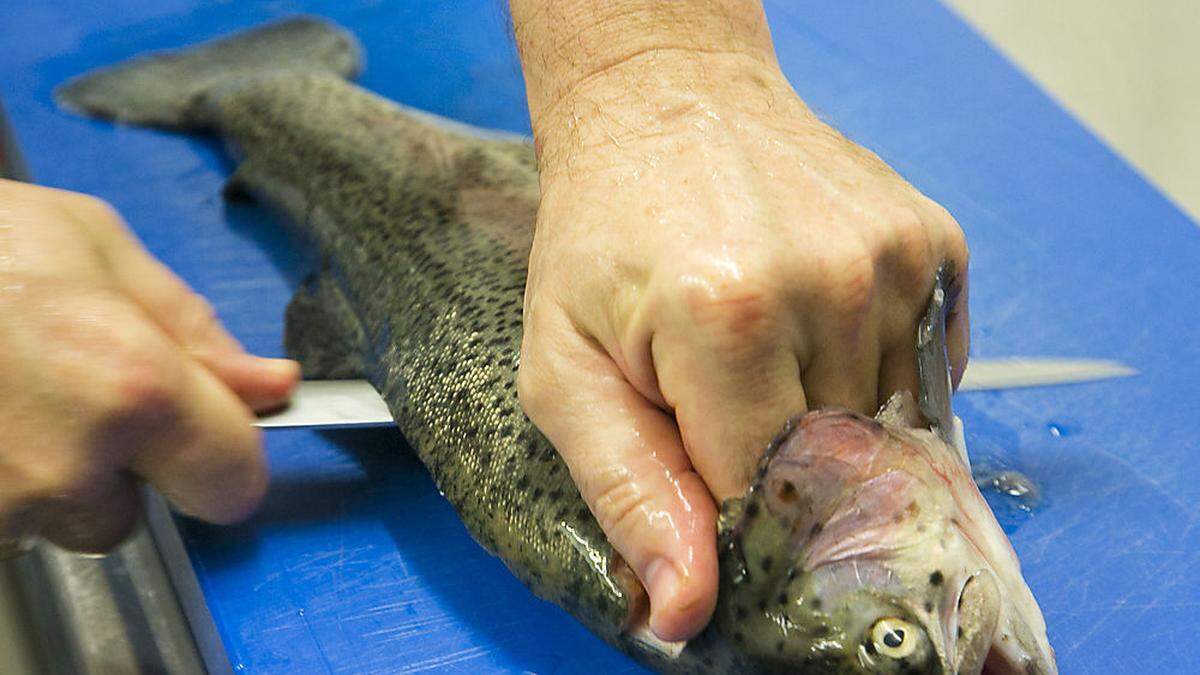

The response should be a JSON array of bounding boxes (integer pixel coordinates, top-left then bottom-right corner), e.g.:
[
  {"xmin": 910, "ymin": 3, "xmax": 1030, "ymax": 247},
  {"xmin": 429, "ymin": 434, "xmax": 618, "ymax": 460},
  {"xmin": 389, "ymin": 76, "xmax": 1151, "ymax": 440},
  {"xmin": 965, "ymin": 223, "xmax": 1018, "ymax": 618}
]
[{"xmin": 55, "ymin": 17, "xmax": 361, "ymax": 130}]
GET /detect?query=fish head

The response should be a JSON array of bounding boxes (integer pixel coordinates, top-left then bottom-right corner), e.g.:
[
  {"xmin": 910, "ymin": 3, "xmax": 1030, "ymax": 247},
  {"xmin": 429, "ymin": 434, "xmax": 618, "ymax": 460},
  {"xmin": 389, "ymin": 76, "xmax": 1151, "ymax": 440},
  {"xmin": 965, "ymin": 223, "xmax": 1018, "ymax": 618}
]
[{"xmin": 712, "ymin": 400, "xmax": 1056, "ymax": 674}]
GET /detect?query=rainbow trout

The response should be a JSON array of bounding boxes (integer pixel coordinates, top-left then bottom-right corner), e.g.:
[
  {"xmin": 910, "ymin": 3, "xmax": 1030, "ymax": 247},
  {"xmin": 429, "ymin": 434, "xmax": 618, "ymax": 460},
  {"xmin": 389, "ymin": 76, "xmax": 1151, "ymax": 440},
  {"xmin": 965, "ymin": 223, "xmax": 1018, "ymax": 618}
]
[{"xmin": 58, "ymin": 18, "xmax": 1055, "ymax": 674}]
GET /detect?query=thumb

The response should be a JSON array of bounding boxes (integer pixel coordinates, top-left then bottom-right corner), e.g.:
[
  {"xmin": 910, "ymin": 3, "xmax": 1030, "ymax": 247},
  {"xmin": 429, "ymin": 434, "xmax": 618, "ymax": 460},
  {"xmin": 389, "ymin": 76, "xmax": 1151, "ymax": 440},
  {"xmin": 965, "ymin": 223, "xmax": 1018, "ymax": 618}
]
[{"xmin": 519, "ymin": 325, "xmax": 718, "ymax": 641}]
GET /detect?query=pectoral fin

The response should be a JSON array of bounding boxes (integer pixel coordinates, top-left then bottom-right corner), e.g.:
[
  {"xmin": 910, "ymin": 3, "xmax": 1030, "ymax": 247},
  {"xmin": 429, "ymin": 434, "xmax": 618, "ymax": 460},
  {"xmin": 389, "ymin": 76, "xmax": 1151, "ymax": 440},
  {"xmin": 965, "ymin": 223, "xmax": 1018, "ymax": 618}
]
[{"xmin": 284, "ymin": 270, "xmax": 367, "ymax": 380}]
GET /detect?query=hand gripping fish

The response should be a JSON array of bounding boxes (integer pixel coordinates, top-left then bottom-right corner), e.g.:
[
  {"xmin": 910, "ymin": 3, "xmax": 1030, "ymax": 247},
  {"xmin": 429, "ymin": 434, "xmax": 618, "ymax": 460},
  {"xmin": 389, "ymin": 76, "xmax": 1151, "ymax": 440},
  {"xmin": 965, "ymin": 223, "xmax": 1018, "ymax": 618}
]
[{"xmin": 58, "ymin": 18, "xmax": 1056, "ymax": 674}]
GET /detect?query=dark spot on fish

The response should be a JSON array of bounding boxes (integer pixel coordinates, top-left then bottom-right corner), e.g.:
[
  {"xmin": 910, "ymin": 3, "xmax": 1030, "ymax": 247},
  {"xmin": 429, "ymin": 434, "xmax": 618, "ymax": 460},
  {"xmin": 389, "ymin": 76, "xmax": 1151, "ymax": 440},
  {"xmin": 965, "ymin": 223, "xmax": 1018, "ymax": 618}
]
[
  {"xmin": 532, "ymin": 488, "xmax": 543, "ymax": 500},
  {"xmin": 734, "ymin": 605, "xmax": 748, "ymax": 620},
  {"xmin": 760, "ymin": 556, "xmax": 773, "ymax": 573},
  {"xmin": 810, "ymin": 522, "xmax": 823, "ymax": 537},
  {"xmin": 775, "ymin": 640, "xmax": 784, "ymax": 653},
  {"xmin": 810, "ymin": 597, "xmax": 822, "ymax": 610},
  {"xmin": 957, "ymin": 626, "xmax": 963, "ymax": 638},
  {"xmin": 786, "ymin": 568, "xmax": 797, "ymax": 581},
  {"xmin": 812, "ymin": 623, "xmax": 831, "ymax": 637},
  {"xmin": 929, "ymin": 570, "xmax": 944, "ymax": 586},
  {"xmin": 777, "ymin": 592, "xmax": 788, "ymax": 605},
  {"xmin": 924, "ymin": 601, "xmax": 934, "ymax": 613},
  {"xmin": 757, "ymin": 599, "xmax": 767, "ymax": 611},
  {"xmin": 777, "ymin": 480, "xmax": 798, "ymax": 503},
  {"xmin": 864, "ymin": 639, "xmax": 878, "ymax": 656},
  {"xmin": 744, "ymin": 502, "xmax": 760, "ymax": 518}
]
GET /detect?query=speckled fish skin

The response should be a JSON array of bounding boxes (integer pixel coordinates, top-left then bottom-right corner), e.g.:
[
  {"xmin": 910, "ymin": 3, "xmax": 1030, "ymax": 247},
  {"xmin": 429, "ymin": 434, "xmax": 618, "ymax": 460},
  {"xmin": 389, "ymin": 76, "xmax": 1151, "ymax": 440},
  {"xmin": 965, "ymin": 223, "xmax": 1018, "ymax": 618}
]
[{"xmin": 57, "ymin": 18, "xmax": 1055, "ymax": 674}]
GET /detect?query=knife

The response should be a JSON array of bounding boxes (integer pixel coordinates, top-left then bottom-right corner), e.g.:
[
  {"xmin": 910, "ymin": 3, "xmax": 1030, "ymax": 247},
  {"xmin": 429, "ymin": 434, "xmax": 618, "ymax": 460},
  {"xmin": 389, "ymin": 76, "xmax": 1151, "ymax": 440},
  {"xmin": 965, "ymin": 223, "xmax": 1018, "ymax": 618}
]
[
  {"xmin": 256, "ymin": 357, "xmax": 1136, "ymax": 430},
  {"xmin": 916, "ymin": 264, "xmax": 958, "ymax": 447}
]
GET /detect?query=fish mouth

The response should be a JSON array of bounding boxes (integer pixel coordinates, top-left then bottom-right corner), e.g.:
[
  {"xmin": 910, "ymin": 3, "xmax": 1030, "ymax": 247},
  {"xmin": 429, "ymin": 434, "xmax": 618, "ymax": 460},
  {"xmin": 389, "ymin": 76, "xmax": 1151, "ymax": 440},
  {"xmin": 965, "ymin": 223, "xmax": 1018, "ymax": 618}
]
[
  {"xmin": 949, "ymin": 570, "xmax": 1001, "ymax": 674},
  {"xmin": 950, "ymin": 557, "xmax": 1057, "ymax": 675}
]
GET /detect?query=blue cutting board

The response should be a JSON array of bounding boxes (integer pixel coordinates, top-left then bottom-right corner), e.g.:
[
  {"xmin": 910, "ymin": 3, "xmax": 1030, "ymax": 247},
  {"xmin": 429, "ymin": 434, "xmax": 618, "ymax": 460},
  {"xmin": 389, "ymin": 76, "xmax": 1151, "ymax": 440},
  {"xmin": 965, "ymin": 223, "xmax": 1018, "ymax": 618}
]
[{"xmin": 3, "ymin": 1, "xmax": 1197, "ymax": 672}]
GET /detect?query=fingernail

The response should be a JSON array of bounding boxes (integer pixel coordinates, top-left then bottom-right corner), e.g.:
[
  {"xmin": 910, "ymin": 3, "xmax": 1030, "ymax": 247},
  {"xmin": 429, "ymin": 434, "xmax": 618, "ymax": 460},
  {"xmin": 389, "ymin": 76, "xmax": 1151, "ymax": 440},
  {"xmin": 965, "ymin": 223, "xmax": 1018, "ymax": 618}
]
[
  {"xmin": 257, "ymin": 357, "xmax": 301, "ymax": 381},
  {"xmin": 645, "ymin": 557, "xmax": 683, "ymax": 637}
]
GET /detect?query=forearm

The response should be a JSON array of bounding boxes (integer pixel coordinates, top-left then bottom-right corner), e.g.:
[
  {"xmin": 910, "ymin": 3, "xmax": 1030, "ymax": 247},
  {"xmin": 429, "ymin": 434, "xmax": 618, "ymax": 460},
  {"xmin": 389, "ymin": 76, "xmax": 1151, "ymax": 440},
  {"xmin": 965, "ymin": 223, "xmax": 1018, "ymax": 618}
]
[{"xmin": 509, "ymin": 1, "xmax": 802, "ymax": 163}]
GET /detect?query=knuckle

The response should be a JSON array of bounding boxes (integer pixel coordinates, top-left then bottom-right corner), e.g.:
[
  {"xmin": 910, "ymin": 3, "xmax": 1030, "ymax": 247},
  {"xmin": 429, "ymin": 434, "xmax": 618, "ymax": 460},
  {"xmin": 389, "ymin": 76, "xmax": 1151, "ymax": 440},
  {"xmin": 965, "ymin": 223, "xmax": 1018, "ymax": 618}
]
[
  {"xmin": 515, "ymin": 363, "xmax": 549, "ymax": 417},
  {"xmin": 889, "ymin": 206, "xmax": 933, "ymax": 259},
  {"xmin": 884, "ymin": 206, "xmax": 935, "ymax": 288},
  {"xmin": 919, "ymin": 197, "xmax": 969, "ymax": 265},
  {"xmin": 8, "ymin": 445, "xmax": 107, "ymax": 511},
  {"xmin": 516, "ymin": 339, "xmax": 559, "ymax": 419},
  {"xmin": 174, "ymin": 290, "xmax": 224, "ymax": 346},
  {"xmin": 586, "ymin": 467, "xmax": 652, "ymax": 541},
  {"xmin": 944, "ymin": 223, "xmax": 970, "ymax": 268},
  {"xmin": 818, "ymin": 244, "xmax": 877, "ymax": 319},
  {"xmin": 8, "ymin": 459, "xmax": 82, "ymax": 505},
  {"xmin": 515, "ymin": 314, "xmax": 573, "ymax": 421},
  {"xmin": 95, "ymin": 333, "xmax": 181, "ymax": 424},
  {"xmin": 62, "ymin": 193, "xmax": 125, "ymax": 234},
  {"xmin": 672, "ymin": 260, "xmax": 779, "ymax": 346},
  {"xmin": 65, "ymin": 192, "xmax": 120, "ymax": 223}
]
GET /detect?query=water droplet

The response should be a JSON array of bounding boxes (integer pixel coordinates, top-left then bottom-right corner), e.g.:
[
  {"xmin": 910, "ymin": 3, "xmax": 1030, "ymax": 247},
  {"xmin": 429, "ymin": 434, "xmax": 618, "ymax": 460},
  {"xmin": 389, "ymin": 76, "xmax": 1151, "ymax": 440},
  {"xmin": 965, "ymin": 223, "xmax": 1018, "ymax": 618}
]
[
  {"xmin": 997, "ymin": 474, "xmax": 1033, "ymax": 498},
  {"xmin": 976, "ymin": 468, "xmax": 1043, "ymax": 532},
  {"xmin": 986, "ymin": 471, "xmax": 1040, "ymax": 508},
  {"xmin": 1046, "ymin": 420, "xmax": 1077, "ymax": 437}
]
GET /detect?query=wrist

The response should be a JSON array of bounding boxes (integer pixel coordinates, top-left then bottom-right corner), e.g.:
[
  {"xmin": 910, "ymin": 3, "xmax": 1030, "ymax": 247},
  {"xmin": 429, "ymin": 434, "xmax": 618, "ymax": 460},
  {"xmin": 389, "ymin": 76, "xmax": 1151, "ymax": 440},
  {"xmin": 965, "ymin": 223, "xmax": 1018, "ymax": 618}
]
[
  {"xmin": 511, "ymin": 1, "xmax": 794, "ymax": 157},
  {"xmin": 530, "ymin": 50, "xmax": 813, "ymax": 178}
]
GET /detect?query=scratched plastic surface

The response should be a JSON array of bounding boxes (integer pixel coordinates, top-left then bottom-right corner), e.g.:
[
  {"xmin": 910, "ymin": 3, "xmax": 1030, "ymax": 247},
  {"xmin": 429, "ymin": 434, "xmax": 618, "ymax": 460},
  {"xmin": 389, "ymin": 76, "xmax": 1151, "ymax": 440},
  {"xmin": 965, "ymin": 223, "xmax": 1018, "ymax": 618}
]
[{"xmin": 3, "ymin": 1, "xmax": 1198, "ymax": 673}]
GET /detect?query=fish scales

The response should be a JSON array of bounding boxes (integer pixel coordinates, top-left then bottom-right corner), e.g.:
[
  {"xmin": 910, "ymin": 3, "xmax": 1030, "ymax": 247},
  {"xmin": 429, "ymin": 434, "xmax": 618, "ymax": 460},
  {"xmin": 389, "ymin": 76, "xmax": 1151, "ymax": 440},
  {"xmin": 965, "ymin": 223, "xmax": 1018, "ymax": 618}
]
[
  {"xmin": 58, "ymin": 17, "xmax": 1056, "ymax": 674},
  {"xmin": 225, "ymin": 75, "xmax": 636, "ymax": 637}
]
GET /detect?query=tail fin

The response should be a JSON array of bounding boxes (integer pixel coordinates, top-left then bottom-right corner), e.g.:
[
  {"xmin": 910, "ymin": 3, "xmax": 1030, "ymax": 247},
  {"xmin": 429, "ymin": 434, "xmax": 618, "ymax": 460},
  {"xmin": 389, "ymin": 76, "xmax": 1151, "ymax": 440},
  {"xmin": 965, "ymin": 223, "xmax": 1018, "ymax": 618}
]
[{"xmin": 56, "ymin": 17, "xmax": 361, "ymax": 130}]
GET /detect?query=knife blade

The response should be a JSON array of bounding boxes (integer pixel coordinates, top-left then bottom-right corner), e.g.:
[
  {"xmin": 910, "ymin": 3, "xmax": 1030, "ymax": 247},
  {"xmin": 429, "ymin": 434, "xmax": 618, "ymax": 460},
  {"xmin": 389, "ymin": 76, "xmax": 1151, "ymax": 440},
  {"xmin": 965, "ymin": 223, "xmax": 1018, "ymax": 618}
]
[
  {"xmin": 254, "ymin": 379, "xmax": 394, "ymax": 429},
  {"xmin": 255, "ymin": 357, "xmax": 1137, "ymax": 430},
  {"xmin": 916, "ymin": 264, "xmax": 957, "ymax": 446},
  {"xmin": 957, "ymin": 357, "xmax": 1136, "ymax": 391}
]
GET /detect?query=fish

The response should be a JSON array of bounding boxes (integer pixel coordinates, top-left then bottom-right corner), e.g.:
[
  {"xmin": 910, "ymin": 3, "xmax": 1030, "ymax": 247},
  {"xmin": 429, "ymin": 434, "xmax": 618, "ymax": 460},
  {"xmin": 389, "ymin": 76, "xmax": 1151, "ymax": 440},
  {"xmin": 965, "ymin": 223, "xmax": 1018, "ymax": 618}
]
[{"xmin": 58, "ymin": 18, "xmax": 1055, "ymax": 674}]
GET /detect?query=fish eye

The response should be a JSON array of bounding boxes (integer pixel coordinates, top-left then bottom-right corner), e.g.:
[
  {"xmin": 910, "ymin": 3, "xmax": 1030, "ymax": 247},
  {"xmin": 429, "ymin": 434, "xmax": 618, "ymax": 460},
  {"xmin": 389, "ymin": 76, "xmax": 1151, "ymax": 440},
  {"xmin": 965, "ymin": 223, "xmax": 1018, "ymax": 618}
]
[{"xmin": 869, "ymin": 617, "xmax": 919, "ymax": 659}]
